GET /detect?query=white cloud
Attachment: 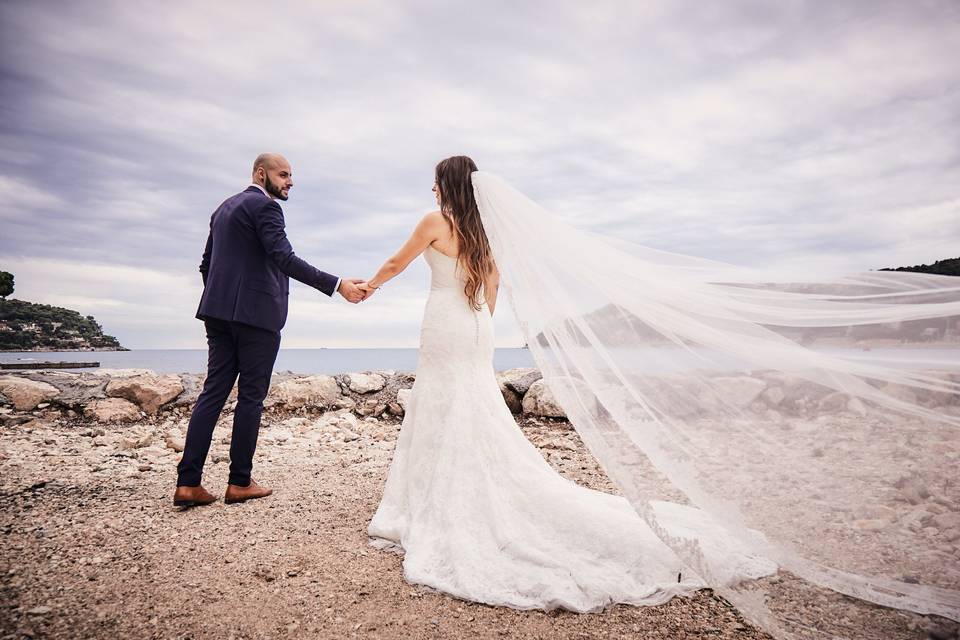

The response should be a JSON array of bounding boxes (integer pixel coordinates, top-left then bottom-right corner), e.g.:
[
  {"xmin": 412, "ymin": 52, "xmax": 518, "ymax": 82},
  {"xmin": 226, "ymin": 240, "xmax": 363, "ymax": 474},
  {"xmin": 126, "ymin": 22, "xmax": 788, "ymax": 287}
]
[{"xmin": 1, "ymin": 0, "xmax": 958, "ymax": 349}]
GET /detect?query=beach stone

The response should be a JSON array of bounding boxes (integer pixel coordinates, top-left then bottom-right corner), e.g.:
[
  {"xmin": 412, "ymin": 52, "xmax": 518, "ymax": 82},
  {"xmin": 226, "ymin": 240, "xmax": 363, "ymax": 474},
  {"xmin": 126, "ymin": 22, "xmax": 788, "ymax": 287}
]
[
  {"xmin": 164, "ymin": 429, "xmax": 185, "ymax": 453},
  {"xmin": 83, "ymin": 398, "xmax": 141, "ymax": 423},
  {"xmin": 495, "ymin": 373, "xmax": 522, "ymax": 414},
  {"xmin": 761, "ymin": 376, "xmax": 830, "ymax": 415},
  {"xmin": 846, "ymin": 397, "xmax": 868, "ymax": 416},
  {"xmin": 97, "ymin": 368, "xmax": 153, "ymax": 378},
  {"xmin": 332, "ymin": 396, "xmax": 356, "ymax": 411},
  {"xmin": 498, "ymin": 368, "xmax": 542, "ymax": 396},
  {"xmin": 522, "ymin": 380, "xmax": 566, "ymax": 418},
  {"xmin": 106, "ymin": 374, "xmax": 184, "ymax": 414},
  {"xmin": 117, "ymin": 437, "xmax": 139, "ymax": 451},
  {"xmin": 881, "ymin": 382, "xmax": 918, "ymax": 406},
  {"xmin": 761, "ymin": 386, "xmax": 785, "ymax": 407},
  {"xmin": 171, "ymin": 374, "xmax": 203, "ymax": 407},
  {"xmin": 0, "ymin": 376, "xmax": 60, "ymax": 411},
  {"xmin": 818, "ymin": 392, "xmax": 849, "ymax": 413},
  {"xmin": 895, "ymin": 477, "xmax": 931, "ymax": 505},
  {"xmin": 396, "ymin": 389, "xmax": 412, "ymax": 412},
  {"xmin": 336, "ymin": 412, "xmax": 359, "ymax": 430},
  {"xmin": 932, "ymin": 512, "xmax": 960, "ymax": 531},
  {"xmin": 52, "ymin": 375, "xmax": 108, "ymax": 407},
  {"xmin": 851, "ymin": 519, "xmax": 887, "ymax": 531},
  {"xmin": 941, "ymin": 528, "xmax": 960, "ymax": 543},
  {"xmin": 344, "ymin": 373, "xmax": 386, "ymax": 394},
  {"xmin": 356, "ymin": 398, "xmax": 387, "ymax": 417},
  {"xmin": 266, "ymin": 429, "xmax": 292, "ymax": 443},
  {"xmin": 711, "ymin": 376, "xmax": 767, "ymax": 409},
  {"xmin": 854, "ymin": 504, "xmax": 896, "ymax": 521},
  {"xmin": 268, "ymin": 375, "xmax": 341, "ymax": 409}
]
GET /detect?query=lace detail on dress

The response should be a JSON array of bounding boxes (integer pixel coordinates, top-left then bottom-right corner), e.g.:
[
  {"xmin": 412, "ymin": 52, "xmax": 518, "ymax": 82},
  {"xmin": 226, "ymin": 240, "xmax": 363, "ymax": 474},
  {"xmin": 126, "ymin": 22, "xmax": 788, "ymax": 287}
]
[{"xmin": 367, "ymin": 245, "xmax": 774, "ymax": 612}]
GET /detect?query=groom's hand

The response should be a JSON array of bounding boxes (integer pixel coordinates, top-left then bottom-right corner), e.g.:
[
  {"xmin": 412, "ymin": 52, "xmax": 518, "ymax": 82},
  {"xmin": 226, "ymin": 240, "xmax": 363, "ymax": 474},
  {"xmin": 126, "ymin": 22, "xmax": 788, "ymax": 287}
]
[{"xmin": 337, "ymin": 278, "xmax": 366, "ymax": 304}]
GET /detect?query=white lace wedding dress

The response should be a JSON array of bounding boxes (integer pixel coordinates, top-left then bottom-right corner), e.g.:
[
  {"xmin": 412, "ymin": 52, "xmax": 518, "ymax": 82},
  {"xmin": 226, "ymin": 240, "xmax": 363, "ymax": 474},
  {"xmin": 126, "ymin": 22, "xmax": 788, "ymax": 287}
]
[{"xmin": 367, "ymin": 245, "xmax": 775, "ymax": 612}]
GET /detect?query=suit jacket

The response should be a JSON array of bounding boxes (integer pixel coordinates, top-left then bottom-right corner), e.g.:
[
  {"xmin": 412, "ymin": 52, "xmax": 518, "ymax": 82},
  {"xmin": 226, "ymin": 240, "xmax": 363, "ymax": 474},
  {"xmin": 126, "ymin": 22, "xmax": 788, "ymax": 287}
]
[{"xmin": 195, "ymin": 186, "xmax": 339, "ymax": 332}]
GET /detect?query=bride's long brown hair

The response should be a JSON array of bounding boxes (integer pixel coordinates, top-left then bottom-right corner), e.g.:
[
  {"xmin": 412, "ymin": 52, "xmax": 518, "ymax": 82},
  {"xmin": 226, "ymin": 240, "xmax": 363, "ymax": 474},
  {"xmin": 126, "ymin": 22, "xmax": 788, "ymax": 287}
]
[{"xmin": 434, "ymin": 155, "xmax": 494, "ymax": 311}]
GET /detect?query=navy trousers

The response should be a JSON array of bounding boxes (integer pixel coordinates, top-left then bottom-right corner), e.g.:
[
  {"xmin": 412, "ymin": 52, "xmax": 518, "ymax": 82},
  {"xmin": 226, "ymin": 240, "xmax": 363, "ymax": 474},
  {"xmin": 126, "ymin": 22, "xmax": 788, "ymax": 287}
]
[{"xmin": 176, "ymin": 318, "xmax": 281, "ymax": 487}]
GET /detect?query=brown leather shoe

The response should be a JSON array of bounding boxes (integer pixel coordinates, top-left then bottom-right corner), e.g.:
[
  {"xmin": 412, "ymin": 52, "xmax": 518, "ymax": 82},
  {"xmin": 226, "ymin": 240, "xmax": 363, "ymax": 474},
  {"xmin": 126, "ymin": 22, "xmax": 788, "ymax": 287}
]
[
  {"xmin": 224, "ymin": 479, "xmax": 273, "ymax": 504},
  {"xmin": 173, "ymin": 484, "xmax": 218, "ymax": 507}
]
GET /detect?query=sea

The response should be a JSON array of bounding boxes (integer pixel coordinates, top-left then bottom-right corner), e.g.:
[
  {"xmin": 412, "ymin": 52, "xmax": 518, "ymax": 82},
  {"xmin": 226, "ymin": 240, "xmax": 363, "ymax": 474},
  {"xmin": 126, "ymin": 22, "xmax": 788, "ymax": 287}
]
[
  {"xmin": 0, "ymin": 348, "xmax": 535, "ymax": 375},
  {"xmin": 1, "ymin": 346, "xmax": 957, "ymax": 376}
]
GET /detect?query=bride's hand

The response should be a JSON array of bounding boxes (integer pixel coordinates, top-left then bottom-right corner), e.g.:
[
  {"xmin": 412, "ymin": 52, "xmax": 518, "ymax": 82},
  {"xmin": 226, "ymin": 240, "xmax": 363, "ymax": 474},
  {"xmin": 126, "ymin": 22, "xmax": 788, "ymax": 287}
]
[{"xmin": 357, "ymin": 281, "xmax": 378, "ymax": 301}]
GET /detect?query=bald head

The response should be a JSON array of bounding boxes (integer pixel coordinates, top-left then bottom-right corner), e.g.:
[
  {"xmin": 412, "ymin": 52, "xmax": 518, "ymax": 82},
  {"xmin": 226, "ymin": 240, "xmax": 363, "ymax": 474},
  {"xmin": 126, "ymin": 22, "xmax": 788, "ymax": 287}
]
[
  {"xmin": 252, "ymin": 153, "xmax": 286, "ymax": 175},
  {"xmin": 251, "ymin": 153, "xmax": 293, "ymax": 201}
]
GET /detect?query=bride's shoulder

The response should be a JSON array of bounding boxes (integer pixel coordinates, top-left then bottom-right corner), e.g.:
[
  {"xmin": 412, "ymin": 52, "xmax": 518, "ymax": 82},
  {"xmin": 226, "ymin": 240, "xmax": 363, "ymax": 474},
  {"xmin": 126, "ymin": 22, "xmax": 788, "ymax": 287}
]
[
  {"xmin": 417, "ymin": 210, "xmax": 448, "ymax": 230},
  {"xmin": 411, "ymin": 210, "xmax": 448, "ymax": 240}
]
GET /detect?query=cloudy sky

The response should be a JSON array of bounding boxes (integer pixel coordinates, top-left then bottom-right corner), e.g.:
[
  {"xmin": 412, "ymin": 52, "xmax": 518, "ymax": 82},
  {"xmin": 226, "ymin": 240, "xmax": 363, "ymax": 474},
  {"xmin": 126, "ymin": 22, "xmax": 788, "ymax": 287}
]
[{"xmin": 1, "ymin": 0, "xmax": 958, "ymax": 349}]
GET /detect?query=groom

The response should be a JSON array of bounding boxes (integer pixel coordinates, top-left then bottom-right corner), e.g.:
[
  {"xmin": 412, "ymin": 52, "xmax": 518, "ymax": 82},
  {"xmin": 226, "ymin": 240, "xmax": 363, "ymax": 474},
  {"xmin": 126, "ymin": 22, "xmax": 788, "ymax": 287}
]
[{"xmin": 173, "ymin": 153, "xmax": 368, "ymax": 507}]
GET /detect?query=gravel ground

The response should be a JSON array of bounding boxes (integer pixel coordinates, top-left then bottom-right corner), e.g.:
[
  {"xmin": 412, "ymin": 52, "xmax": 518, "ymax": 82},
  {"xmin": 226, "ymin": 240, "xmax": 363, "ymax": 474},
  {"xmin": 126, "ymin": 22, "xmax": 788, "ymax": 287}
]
[{"xmin": 0, "ymin": 407, "xmax": 956, "ymax": 639}]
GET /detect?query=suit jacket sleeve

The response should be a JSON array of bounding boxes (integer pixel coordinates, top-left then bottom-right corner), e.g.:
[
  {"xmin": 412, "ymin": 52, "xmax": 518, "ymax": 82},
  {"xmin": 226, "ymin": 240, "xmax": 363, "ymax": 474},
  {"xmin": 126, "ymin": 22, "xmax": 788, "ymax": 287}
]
[
  {"xmin": 199, "ymin": 217, "xmax": 213, "ymax": 286},
  {"xmin": 253, "ymin": 200, "xmax": 340, "ymax": 296}
]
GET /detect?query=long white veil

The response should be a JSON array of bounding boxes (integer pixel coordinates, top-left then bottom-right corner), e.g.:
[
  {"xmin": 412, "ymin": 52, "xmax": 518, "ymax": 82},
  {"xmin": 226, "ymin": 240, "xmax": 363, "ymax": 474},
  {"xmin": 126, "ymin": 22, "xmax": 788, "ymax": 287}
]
[{"xmin": 472, "ymin": 171, "xmax": 960, "ymax": 638}]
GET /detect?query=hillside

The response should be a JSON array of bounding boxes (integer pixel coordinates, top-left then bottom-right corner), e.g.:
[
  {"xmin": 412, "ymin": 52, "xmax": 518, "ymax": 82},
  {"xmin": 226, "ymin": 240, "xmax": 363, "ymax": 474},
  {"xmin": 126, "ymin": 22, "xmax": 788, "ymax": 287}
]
[
  {"xmin": 0, "ymin": 298, "xmax": 125, "ymax": 351},
  {"xmin": 880, "ymin": 256, "xmax": 960, "ymax": 276}
]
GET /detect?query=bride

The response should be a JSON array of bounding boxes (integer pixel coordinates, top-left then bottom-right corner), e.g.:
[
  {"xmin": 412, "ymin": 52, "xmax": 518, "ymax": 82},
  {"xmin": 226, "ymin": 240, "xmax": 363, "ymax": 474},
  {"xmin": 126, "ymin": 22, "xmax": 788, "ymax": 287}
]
[
  {"xmin": 357, "ymin": 155, "xmax": 774, "ymax": 612},
  {"xmin": 356, "ymin": 156, "xmax": 960, "ymax": 635}
]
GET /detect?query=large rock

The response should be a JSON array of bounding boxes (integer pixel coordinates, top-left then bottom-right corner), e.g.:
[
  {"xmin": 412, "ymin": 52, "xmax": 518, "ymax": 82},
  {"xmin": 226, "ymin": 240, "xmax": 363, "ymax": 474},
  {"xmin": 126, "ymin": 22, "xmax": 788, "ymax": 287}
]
[
  {"xmin": 818, "ymin": 391, "xmax": 851, "ymax": 413},
  {"xmin": 344, "ymin": 372, "xmax": 386, "ymax": 394},
  {"xmin": 880, "ymin": 382, "xmax": 918, "ymax": 406},
  {"xmin": 356, "ymin": 398, "xmax": 387, "ymax": 417},
  {"xmin": 710, "ymin": 376, "xmax": 767, "ymax": 409},
  {"xmin": 0, "ymin": 376, "xmax": 60, "ymax": 411},
  {"xmin": 106, "ymin": 374, "xmax": 184, "ymax": 414},
  {"xmin": 170, "ymin": 374, "xmax": 204, "ymax": 407},
  {"xmin": 396, "ymin": 388, "xmax": 412, "ymax": 412},
  {"xmin": 495, "ymin": 373, "xmax": 523, "ymax": 414},
  {"xmin": 761, "ymin": 386, "xmax": 785, "ymax": 407},
  {"xmin": 164, "ymin": 428, "xmax": 185, "ymax": 452},
  {"xmin": 268, "ymin": 375, "xmax": 342, "ymax": 409},
  {"xmin": 522, "ymin": 379, "xmax": 566, "ymax": 418},
  {"xmin": 763, "ymin": 374, "xmax": 833, "ymax": 414},
  {"xmin": 53, "ymin": 374, "xmax": 108, "ymax": 407},
  {"xmin": 97, "ymin": 368, "xmax": 153, "ymax": 378},
  {"xmin": 932, "ymin": 512, "xmax": 960, "ymax": 531},
  {"xmin": 83, "ymin": 398, "xmax": 141, "ymax": 423},
  {"xmin": 498, "ymin": 368, "xmax": 543, "ymax": 396}
]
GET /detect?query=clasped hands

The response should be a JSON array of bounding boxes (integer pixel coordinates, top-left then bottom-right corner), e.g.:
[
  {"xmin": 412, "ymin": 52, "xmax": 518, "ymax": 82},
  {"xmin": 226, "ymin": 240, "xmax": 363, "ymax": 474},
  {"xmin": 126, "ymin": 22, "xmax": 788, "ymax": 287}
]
[{"xmin": 337, "ymin": 278, "xmax": 379, "ymax": 304}]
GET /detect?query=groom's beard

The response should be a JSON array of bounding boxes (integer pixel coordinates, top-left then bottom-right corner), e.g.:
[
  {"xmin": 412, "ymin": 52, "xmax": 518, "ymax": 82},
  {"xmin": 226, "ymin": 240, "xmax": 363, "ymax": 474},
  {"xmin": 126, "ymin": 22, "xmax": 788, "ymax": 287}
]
[{"xmin": 264, "ymin": 175, "xmax": 288, "ymax": 201}]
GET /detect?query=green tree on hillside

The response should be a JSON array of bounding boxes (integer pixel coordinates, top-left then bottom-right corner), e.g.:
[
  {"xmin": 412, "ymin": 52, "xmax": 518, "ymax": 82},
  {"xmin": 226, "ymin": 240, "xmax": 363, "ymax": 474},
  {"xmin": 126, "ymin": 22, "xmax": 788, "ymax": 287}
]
[
  {"xmin": 0, "ymin": 271, "xmax": 12, "ymax": 299},
  {"xmin": 880, "ymin": 257, "xmax": 960, "ymax": 276}
]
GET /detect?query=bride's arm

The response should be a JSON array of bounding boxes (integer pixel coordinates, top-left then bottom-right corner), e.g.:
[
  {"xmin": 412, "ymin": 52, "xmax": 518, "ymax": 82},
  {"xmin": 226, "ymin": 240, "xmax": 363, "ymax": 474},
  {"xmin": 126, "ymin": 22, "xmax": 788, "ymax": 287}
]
[
  {"xmin": 484, "ymin": 261, "xmax": 500, "ymax": 315},
  {"xmin": 365, "ymin": 212, "xmax": 445, "ymax": 290}
]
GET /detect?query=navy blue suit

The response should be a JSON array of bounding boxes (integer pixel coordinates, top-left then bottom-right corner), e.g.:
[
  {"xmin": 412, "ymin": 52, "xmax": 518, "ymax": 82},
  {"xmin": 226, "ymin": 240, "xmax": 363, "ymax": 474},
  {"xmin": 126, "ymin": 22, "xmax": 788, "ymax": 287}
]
[
  {"xmin": 196, "ymin": 186, "xmax": 339, "ymax": 331},
  {"xmin": 178, "ymin": 186, "xmax": 339, "ymax": 488}
]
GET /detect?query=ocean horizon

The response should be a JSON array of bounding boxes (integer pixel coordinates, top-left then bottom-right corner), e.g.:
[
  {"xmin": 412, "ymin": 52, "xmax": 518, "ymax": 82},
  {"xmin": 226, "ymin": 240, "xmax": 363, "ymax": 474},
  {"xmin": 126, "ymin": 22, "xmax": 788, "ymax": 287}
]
[{"xmin": 3, "ymin": 345, "xmax": 959, "ymax": 377}]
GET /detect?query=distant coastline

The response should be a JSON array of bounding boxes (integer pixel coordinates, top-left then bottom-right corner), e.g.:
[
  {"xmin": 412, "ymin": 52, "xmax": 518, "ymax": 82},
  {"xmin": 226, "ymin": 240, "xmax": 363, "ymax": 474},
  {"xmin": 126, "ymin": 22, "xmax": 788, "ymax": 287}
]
[
  {"xmin": 0, "ymin": 297, "xmax": 125, "ymax": 352},
  {"xmin": 0, "ymin": 346, "xmax": 130, "ymax": 353}
]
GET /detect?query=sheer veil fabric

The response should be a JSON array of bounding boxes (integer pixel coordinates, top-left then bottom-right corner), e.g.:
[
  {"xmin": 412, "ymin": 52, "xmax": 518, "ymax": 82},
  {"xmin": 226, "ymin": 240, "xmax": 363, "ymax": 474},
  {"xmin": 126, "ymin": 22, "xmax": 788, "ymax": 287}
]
[{"xmin": 471, "ymin": 171, "xmax": 960, "ymax": 638}]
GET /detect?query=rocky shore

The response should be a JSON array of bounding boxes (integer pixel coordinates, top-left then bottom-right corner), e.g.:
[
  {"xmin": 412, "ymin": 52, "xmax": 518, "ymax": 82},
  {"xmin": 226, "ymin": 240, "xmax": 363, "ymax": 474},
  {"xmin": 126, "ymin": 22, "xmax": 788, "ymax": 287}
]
[{"xmin": 1, "ymin": 368, "xmax": 958, "ymax": 639}]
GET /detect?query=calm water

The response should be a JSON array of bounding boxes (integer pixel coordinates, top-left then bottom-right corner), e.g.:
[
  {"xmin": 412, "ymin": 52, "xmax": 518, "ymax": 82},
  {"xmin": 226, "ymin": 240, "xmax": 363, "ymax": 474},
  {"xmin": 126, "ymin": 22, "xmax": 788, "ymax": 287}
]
[
  {"xmin": 0, "ymin": 348, "xmax": 535, "ymax": 374},
  {"xmin": 1, "ymin": 346, "xmax": 956, "ymax": 375}
]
